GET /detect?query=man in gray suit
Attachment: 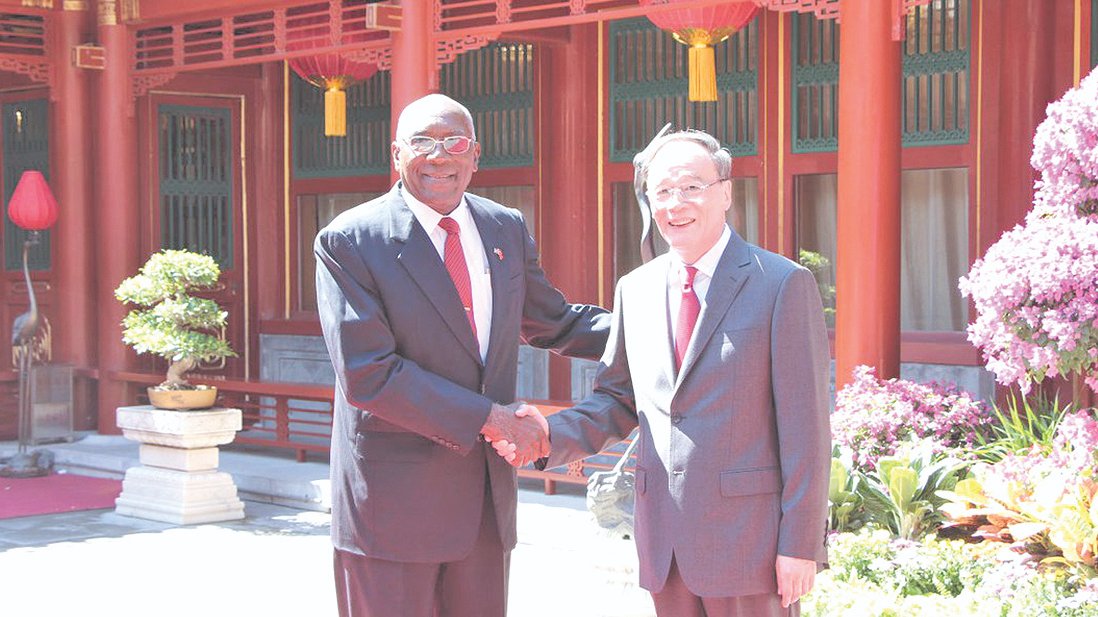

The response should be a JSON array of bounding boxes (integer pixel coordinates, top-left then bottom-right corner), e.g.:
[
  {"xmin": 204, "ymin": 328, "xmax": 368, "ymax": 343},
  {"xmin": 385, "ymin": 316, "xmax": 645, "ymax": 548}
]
[
  {"xmin": 314, "ymin": 93, "xmax": 609, "ymax": 617},
  {"xmin": 497, "ymin": 129, "xmax": 830, "ymax": 616}
]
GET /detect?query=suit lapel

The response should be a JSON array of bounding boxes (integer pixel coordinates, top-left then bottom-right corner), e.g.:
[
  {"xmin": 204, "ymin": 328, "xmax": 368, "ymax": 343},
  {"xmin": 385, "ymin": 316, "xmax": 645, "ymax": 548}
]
[
  {"xmin": 391, "ymin": 188, "xmax": 482, "ymax": 365},
  {"xmin": 467, "ymin": 196, "xmax": 506, "ymax": 370},
  {"xmin": 674, "ymin": 233, "xmax": 752, "ymax": 391}
]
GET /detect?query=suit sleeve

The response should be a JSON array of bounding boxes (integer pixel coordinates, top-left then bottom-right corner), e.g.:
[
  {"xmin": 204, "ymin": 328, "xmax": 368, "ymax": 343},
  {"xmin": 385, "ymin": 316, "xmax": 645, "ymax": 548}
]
[
  {"xmin": 314, "ymin": 227, "xmax": 493, "ymax": 454},
  {"xmin": 542, "ymin": 280, "xmax": 639, "ymax": 469},
  {"xmin": 516, "ymin": 213, "xmax": 611, "ymax": 360},
  {"xmin": 771, "ymin": 267, "xmax": 832, "ymax": 563}
]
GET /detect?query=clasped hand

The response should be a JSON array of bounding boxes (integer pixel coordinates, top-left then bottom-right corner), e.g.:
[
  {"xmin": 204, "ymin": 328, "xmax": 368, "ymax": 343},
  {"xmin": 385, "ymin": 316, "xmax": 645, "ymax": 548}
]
[{"xmin": 480, "ymin": 402, "xmax": 548, "ymax": 467}]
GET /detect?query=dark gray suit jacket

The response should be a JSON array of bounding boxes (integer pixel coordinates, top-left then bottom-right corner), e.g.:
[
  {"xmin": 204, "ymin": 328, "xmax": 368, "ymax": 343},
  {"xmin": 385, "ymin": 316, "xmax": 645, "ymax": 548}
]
[
  {"xmin": 315, "ymin": 185, "xmax": 609, "ymax": 562},
  {"xmin": 544, "ymin": 230, "xmax": 831, "ymax": 597}
]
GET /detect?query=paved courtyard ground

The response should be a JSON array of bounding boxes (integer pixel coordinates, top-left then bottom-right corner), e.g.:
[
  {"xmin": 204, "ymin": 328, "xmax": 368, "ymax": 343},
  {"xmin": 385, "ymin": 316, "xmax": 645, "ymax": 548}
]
[{"xmin": 0, "ymin": 486, "xmax": 655, "ymax": 616}]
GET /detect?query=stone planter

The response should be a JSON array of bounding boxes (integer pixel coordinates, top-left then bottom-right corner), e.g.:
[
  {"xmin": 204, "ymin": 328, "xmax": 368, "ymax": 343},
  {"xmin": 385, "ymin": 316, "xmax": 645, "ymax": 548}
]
[{"xmin": 114, "ymin": 405, "xmax": 245, "ymax": 524}]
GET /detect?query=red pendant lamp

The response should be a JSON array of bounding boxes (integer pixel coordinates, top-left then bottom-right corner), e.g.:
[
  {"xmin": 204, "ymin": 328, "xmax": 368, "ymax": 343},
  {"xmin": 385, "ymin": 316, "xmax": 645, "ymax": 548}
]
[
  {"xmin": 7, "ymin": 170, "xmax": 58, "ymax": 231},
  {"xmin": 287, "ymin": 17, "xmax": 378, "ymax": 137},
  {"xmin": 640, "ymin": 0, "xmax": 760, "ymax": 102}
]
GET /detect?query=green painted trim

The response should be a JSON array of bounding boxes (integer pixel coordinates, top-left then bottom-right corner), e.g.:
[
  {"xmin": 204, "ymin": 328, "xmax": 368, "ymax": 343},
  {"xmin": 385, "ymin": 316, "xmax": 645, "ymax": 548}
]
[{"xmin": 3, "ymin": 98, "xmax": 51, "ymax": 272}]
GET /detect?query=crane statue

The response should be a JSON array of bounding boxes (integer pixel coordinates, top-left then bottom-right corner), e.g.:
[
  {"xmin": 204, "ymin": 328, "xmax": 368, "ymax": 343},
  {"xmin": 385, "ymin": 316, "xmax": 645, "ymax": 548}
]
[
  {"xmin": 1, "ymin": 170, "xmax": 58, "ymax": 478},
  {"xmin": 0, "ymin": 232, "xmax": 53, "ymax": 477}
]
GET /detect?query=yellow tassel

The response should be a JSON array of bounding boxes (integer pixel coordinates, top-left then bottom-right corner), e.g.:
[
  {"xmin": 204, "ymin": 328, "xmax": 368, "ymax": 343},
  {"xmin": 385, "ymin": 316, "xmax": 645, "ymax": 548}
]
[
  {"xmin": 324, "ymin": 87, "xmax": 347, "ymax": 137},
  {"xmin": 688, "ymin": 44, "xmax": 718, "ymax": 102}
]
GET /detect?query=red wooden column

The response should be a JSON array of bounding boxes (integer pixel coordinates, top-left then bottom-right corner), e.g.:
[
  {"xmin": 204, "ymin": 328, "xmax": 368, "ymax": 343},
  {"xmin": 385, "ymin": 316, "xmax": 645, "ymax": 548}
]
[
  {"xmin": 537, "ymin": 24, "xmax": 602, "ymax": 400},
  {"xmin": 94, "ymin": 10, "xmax": 140, "ymax": 432},
  {"xmin": 51, "ymin": 5, "xmax": 95, "ymax": 427},
  {"xmin": 834, "ymin": 0, "xmax": 902, "ymax": 387},
  {"xmin": 388, "ymin": 0, "xmax": 433, "ymax": 169}
]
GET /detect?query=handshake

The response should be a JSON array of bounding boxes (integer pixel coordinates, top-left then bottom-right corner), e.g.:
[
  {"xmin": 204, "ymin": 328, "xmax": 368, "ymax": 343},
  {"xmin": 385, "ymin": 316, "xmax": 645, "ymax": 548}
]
[{"xmin": 480, "ymin": 402, "xmax": 549, "ymax": 467}]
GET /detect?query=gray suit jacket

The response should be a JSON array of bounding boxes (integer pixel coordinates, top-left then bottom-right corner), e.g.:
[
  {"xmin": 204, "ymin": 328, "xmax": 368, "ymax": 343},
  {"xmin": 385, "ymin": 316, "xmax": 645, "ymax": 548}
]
[
  {"xmin": 544, "ymin": 230, "xmax": 830, "ymax": 597},
  {"xmin": 315, "ymin": 185, "xmax": 609, "ymax": 562}
]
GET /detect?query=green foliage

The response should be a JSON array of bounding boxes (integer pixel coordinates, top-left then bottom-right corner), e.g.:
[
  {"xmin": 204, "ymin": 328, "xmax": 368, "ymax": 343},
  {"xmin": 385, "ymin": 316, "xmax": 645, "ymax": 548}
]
[
  {"xmin": 803, "ymin": 530, "xmax": 992, "ymax": 616},
  {"xmin": 858, "ymin": 446, "xmax": 966, "ymax": 540},
  {"xmin": 115, "ymin": 250, "xmax": 235, "ymax": 386},
  {"xmin": 798, "ymin": 249, "xmax": 836, "ymax": 326},
  {"xmin": 830, "ymin": 452, "xmax": 871, "ymax": 533},
  {"xmin": 976, "ymin": 391, "xmax": 1072, "ymax": 462}
]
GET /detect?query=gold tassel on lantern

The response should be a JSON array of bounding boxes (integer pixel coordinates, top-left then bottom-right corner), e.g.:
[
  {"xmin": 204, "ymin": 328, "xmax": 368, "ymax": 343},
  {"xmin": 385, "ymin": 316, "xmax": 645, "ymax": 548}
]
[
  {"xmin": 675, "ymin": 29, "xmax": 733, "ymax": 103},
  {"xmin": 324, "ymin": 86, "xmax": 347, "ymax": 137}
]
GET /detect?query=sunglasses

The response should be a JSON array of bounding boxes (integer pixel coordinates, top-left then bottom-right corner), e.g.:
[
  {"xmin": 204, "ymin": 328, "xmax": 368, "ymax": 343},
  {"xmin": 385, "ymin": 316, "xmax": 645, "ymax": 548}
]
[{"xmin": 404, "ymin": 135, "xmax": 476, "ymax": 155}]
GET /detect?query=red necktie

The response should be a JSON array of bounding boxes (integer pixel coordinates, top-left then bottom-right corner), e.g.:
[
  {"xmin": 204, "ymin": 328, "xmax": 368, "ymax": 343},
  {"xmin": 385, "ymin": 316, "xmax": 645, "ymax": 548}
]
[
  {"xmin": 675, "ymin": 265, "xmax": 700, "ymax": 370},
  {"xmin": 438, "ymin": 216, "xmax": 477, "ymax": 338}
]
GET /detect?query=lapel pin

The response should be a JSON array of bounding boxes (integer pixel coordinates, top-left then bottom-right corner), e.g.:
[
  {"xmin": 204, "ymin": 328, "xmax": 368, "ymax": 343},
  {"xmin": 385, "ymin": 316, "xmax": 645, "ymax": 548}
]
[{"xmin": 493, "ymin": 248, "xmax": 504, "ymax": 261}]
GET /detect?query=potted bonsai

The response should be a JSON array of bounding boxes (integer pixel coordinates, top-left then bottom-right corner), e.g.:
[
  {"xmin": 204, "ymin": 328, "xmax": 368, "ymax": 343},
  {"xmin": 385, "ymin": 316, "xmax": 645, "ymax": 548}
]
[{"xmin": 115, "ymin": 249, "xmax": 236, "ymax": 410}]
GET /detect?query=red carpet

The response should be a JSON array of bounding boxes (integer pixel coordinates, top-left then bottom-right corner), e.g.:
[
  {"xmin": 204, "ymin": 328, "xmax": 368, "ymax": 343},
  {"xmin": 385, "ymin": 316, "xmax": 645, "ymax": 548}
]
[{"xmin": 0, "ymin": 473, "xmax": 122, "ymax": 519}]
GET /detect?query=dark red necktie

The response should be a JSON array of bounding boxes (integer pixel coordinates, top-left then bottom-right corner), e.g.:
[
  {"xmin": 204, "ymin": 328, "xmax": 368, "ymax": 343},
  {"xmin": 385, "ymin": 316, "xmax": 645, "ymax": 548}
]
[
  {"xmin": 675, "ymin": 265, "xmax": 700, "ymax": 369},
  {"xmin": 438, "ymin": 216, "xmax": 477, "ymax": 338}
]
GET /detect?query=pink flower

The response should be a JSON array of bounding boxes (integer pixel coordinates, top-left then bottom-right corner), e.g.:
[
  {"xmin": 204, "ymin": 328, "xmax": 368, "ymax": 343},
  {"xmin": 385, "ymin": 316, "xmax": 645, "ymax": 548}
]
[{"xmin": 961, "ymin": 66, "xmax": 1098, "ymax": 394}]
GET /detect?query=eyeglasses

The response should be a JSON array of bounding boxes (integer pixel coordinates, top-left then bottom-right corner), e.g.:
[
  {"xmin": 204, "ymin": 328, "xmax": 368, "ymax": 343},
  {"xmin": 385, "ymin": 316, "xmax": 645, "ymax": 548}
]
[
  {"xmin": 404, "ymin": 135, "xmax": 476, "ymax": 155},
  {"xmin": 648, "ymin": 179, "xmax": 726, "ymax": 204}
]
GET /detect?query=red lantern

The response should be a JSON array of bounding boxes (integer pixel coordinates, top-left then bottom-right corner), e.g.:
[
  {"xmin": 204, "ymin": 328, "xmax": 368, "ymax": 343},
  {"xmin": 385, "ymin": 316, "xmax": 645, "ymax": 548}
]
[
  {"xmin": 7, "ymin": 170, "xmax": 58, "ymax": 231},
  {"xmin": 640, "ymin": 0, "xmax": 760, "ymax": 102},
  {"xmin": 287, "ymin": 17, "xmax": 378, "ymax": 137}
]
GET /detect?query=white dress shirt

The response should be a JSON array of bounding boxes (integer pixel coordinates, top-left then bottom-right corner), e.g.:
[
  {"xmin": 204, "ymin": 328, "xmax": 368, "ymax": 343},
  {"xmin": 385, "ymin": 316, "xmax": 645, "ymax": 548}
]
[
  {"xmin": 402, "ymin": 188, "xmax": 493, "ymax": 362},
  {"xmin": 667, "ymin": 225, "xmax": 732, "ymax": 345}
]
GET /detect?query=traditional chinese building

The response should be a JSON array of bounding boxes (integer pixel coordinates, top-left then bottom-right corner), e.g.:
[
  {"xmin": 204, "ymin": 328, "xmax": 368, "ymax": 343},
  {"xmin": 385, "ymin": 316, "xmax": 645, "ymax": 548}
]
[{"xmin": 0, "ymin": 0, "xmax": 1094, "ymax": 453}]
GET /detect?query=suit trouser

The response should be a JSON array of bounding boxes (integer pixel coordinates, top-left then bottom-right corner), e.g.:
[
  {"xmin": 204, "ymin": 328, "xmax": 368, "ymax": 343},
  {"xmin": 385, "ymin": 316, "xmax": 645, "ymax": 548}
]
[
  {"xmin": 650, "ymin": 553, "xmax": 798, "ymax": 617},
  {"xmin": 333, "ymin": 476, "xmax": 509, "ymax": 617}
]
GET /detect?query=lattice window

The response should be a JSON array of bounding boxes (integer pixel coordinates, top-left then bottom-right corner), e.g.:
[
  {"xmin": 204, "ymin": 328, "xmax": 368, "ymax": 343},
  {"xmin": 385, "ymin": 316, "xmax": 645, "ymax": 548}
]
[
  {"xmin": 609, "ymin": 18, "xmax": 759, "ymax": 162},
  {"xmin": 791, "ymin": 13, "xmax": 839, "ymax": 153},
  {"xmin": 292, "ymin": 70, "xmax": 391, "ymax": 178},
  {"xmin": 439, "ymin": 43, "xmax": 535, "ymax": 169},
  {"xmin": 0, "ymin": 12, "xmax": 45, "ymax": 57},
  {"xmin": 3, "ymin": 99, "xmax": 50, "ymax": 272},
  {"xmin": 791, "ymin": 0, "xmax": 970, "ymax": 153},
  {"xmin": 902, "ymin": 0, "xmax": 969, "ymax": 146},
  {"xmin": 158, "ymin": 105, "xmax": 234, "ymax": 267}
]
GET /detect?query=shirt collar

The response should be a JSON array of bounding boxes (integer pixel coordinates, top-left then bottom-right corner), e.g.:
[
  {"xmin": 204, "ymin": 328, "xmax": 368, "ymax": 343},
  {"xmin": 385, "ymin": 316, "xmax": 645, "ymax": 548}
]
[
  {"xmin": 676, "ymin": 225, "xmax": 731, "ymax": 280},
  {"xmin": 401, "ymin": 185, "xmax": 472, "ymax": 234}
]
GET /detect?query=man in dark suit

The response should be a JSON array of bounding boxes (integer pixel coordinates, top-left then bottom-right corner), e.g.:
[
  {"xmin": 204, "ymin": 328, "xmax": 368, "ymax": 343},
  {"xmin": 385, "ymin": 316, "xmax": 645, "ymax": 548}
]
[
  {"xmin": 314, "ymin": 93, "xmax": 609, "ymax": 617},
  {"xmin": 497, "ymin": 129, "xmax": 830, "ymax": 616}
]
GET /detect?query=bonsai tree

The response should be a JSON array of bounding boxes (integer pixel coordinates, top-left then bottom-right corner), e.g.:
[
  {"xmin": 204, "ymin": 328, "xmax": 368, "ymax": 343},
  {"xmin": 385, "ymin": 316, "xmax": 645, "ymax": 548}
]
[{"xmin": 115, "ymin": 249, "xmax": 236, "ymax": 390}]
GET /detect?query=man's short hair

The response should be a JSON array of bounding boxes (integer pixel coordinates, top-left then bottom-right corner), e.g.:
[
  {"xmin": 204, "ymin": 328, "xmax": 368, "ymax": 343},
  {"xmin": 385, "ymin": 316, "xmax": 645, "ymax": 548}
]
[
  {"xmin": 394, "ymin": 93, "xmax": 477, "ymax": 141},
  {"xmin": 635, "ymin": 130, "xmax": 732, "ymax": 189}
]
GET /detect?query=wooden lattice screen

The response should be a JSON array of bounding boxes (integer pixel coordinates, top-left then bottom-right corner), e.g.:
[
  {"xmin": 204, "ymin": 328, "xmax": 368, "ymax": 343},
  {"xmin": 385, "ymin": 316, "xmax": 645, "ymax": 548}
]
[
  {"xmin": 609, "ymin": 17, "xmax": 759, "ymax": 162},
  {"xmin": 292, "ymin": 71, "xmax": 392, "ymax": 178},
  {"xmin": 158, "ymin": 105, "xmax": 234, "ymax": 267},
  {"xmin": 792, "ymin": 0, "xmax": 970, "ymax": 152},
  {"xmin": 439, "ymin": 43, "xmax": 535, "ymax": 169}
]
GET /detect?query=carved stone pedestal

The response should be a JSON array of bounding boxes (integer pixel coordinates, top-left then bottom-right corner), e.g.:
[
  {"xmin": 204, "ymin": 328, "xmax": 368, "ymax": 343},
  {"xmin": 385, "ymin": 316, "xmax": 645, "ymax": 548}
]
[{"xmin": 115, "ymin": 405, "xmax": 245, "ymax": 524}]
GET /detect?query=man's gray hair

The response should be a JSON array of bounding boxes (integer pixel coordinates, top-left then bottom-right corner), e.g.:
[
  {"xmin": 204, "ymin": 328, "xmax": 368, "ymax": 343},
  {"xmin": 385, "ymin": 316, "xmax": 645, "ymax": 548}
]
[{"xmin": 634, "ymin": 130, "xmax": 733, "ymax": 191}]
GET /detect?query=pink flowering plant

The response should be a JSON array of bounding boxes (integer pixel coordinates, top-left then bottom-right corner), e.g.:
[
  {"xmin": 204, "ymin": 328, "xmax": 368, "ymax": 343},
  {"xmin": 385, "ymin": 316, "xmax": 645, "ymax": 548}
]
[
  {"xmin": 832, "ymin": 365, "xmax": 994, "ymax": 472},
  {"xmin": 959, "ymin": 67, "xmax": 1098, "ymax": 394}
]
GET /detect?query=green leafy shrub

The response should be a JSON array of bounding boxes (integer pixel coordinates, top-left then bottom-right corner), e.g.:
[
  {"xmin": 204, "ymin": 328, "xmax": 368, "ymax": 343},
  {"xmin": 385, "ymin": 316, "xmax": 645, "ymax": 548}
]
[{"xmin": 857, "ymin": 444, "xmax": 966, "ymax": 541}]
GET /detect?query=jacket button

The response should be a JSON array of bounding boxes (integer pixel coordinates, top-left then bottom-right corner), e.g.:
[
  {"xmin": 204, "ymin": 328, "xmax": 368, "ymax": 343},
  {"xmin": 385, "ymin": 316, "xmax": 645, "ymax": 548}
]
[{"xmin": 671, "ymin": 414, "xmax": 683, "ymax": 425}]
